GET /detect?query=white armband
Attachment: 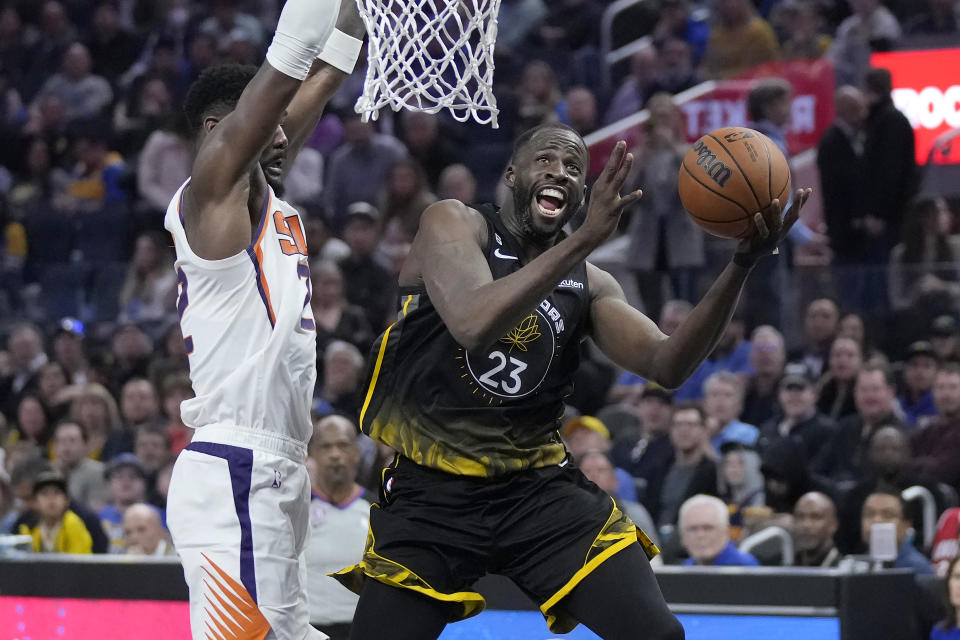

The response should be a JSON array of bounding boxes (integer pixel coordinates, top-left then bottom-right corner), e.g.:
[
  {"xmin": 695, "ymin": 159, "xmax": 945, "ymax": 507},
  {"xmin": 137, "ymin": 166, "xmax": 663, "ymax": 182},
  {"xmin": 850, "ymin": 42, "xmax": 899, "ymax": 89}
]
[
  {"xmin": 318, "ymin": 29, "xmax": 364, "ymax": 74},
  {"xmin": 266, "ymin": 0, "xmax": 339, "ymax": 80}
]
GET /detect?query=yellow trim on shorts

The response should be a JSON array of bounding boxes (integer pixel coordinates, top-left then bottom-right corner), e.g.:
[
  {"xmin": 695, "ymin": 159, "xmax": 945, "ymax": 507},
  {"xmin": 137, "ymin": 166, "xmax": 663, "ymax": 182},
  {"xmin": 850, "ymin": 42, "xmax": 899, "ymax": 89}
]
[
  {"xmin": 359, "ymin": 295, "xmax": 412, "ymax": 427},
  {"xmin": 539, "ymin": 532, "xmax": 635, "ymax": 632}
]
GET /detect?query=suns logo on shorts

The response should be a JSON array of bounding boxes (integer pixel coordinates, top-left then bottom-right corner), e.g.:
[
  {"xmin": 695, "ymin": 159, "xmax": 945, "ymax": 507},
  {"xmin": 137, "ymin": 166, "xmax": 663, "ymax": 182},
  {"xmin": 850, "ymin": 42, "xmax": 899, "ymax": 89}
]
[{"xmin": 458, "ymin": 303, "xmax": 561, "ymax": 404}]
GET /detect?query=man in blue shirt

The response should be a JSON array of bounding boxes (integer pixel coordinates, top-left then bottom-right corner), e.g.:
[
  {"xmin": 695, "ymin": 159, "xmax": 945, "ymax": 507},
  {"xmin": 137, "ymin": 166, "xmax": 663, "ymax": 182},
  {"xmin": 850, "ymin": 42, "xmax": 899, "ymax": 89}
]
[
  {"xmin": 703, "ymin": 371, "xmax": 758, "ymax": 452},
  {"xmin": 680, "ymin": 494, "xmax": 759, "ymax": 566},
  {"xmin": 899, "ymin": 341, "xmax": 939, "ymax": 427},
  {"xmin": 861, "ymin": 490, "xmax": 933, "ymax": 575}
]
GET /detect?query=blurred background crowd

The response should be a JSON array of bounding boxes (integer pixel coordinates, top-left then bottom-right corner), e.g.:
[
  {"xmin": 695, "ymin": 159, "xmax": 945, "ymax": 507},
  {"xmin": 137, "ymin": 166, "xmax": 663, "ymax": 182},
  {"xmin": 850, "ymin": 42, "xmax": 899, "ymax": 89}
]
[{"xmin": 1, "ymin": 0, "xmax": 960, "ymax": 638}]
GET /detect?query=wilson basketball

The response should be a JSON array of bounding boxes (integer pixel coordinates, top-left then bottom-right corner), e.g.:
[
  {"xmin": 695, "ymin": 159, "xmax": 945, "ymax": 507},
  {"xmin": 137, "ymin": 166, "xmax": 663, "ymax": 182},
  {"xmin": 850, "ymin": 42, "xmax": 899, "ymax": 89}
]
[{"xmin": 677, "ymin": 126, "xmax": 792, "ymax": 239}]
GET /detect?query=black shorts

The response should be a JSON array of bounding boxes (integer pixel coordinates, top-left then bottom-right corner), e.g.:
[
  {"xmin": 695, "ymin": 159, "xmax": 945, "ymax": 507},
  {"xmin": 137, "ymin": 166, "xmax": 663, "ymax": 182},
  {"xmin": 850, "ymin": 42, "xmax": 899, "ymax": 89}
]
[{"xmin": 332, "ymin": 456, "xmax": 658, "ymax": 634}]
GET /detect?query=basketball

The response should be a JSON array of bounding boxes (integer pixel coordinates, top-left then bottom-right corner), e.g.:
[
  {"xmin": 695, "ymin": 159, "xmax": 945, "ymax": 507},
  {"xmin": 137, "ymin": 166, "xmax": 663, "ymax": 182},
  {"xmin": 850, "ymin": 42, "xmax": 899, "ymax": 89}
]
[{"xmin": 677, "ymin": 126, "xmax": 792, "ymax": 239}]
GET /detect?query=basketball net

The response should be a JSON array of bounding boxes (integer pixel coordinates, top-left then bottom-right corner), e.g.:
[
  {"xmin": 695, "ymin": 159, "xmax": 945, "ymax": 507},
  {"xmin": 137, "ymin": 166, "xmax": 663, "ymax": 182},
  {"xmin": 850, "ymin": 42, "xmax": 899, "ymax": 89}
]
[{"xmin": 354, "ymin": 0, "xmax": 501, "ymax": 127}]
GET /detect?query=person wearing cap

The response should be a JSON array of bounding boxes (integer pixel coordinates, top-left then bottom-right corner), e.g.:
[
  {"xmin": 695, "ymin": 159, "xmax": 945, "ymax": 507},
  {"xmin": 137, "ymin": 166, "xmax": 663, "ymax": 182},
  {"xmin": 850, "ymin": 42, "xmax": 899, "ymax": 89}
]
[
  {"xmin": 340, "ymin": 201, "xmax": 397, "ymax": 332},
  {"xmin": 52, "ymin": 318, "xmax": 90, "ymax": 385},
  {"xmin": 98, "ymin": 453, "xmax": 150, "ymax": 553},
  {"xmin": 930, "ymin": 315, "xmax": 960, "ymax": 363},
  {"xmin": 910, "ymin": 363, "xmax": 960, "ymax": 494},
  {"xmin": 899, "ymin": 341, "xmax": 939, "ymax": 426},
  {"xmin": 757, "ymin": 362, "xmax": 835, "ymax": 463},
  {"xmin": 562, "ymin": 416, "xmax": 638, "ymax": 503},
  {"xmin": 17, "ymin": 471, "xmax": 93, "ymax": 554}
]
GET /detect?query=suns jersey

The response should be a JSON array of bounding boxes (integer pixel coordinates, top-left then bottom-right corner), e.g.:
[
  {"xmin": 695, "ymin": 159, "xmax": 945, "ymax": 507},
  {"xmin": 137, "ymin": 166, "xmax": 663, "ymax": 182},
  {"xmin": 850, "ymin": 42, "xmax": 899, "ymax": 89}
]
[
  {"xmin": 359, "ymin": 204, "xmax": 591, "ymax": 477},
  {"xmin": 164, "ymin": 180, "xmax": 317, "ymax": 445}
]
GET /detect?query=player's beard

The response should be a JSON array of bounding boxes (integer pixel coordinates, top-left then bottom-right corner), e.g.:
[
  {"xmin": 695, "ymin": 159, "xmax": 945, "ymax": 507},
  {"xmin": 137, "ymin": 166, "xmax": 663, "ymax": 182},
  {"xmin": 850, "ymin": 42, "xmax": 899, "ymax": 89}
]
[{"xmin": 266, "ymin": 172, "xmax": 285, "ymax": 198}]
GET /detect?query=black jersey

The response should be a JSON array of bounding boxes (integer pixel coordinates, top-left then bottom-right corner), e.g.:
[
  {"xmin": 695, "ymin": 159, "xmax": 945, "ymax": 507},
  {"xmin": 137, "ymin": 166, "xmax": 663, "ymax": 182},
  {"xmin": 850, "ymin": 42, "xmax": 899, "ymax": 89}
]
[{"xmin": 359, "ymin": 204, "xmax": 592, "ymax": 477}]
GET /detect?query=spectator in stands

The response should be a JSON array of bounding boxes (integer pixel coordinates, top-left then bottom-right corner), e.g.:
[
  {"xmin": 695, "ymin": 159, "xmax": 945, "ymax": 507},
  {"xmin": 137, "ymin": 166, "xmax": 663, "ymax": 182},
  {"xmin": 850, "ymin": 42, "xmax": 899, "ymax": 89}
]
[
  {"xmin": 558, "ymin": 86, "xmax": 599, "ymax": 137},
  {"xmin": 33, "ymin": 42, "xmax": 112, "ymax": 125},
  {"xmin": 5, "ymin": 393, "xmax": 53, "ymax": 457},
  {"xmin": 99, "ymin": 453, "xmax": 148, "ymax": 553},
  {"xmin": 717, "ymin": 442, "xmax": 765, "ymax": 542},
  {"xmin": 198, "ymin": 0, "xmax": 264, "ymax": 52},
  {"xmin": 906, "ymin": 0, "xmax": 960, "ymax": 34},
  {"xmin": 699, "ymin": 0, "xmax": 779, "ymax": 80},
  {"xmin": 0, "ymin": 7, "xmax": 33, "ymax": 96},
  {"xmin": 52, "ymin": 321, "xmax": 90, "ymax": 386},
  {"xmin": 836, "ymin": 425, "xmax": 933, "ymax": 554},
  {"xmin": 817, "ymin": 362, "xmax": 903, "ymax": 481},
  {"xmin": 310, "ymin": 260, "xmax": 374, "ymax": 363},
  {"xmin": 136, "ymin": 114, "xmax": 191, "ymax": 212},
  {"xmin": 603, "ymin": 44, "xmax": 658, "ymax": 125},
  {"xmin": 122, "ymin": 502, "xmax": 173, "ymax": 556},
  {"xmin": 646, "ymin": 39, "xmax": 700, "ymax": 100},
  {"xmin": 112, "ymin": 77, "xmax": 174, "ymax": 157},
  {"xmin": 514, "ymin": 60, "xmax": 562, "ymax": 131},
  {"xmin": 679, "ymin": 494, "xmax": 760, "ymax": 566},
  {"xmin": 315, "ymin": 341, "xmax": 365, "ymax": 420},
  {"xmin": 838, "ymin": 312, "xmax": 881, "ymax": 363},
  {"xmin": 779, "ymin": 1, "xmax": 832, "ymax": 60},
  {"xmin": 931, "ymin": 555, "xmax": 960, "ymax": 639},
  {"xmin": 862, "ymin": 67, "xmax": 917, "ymax": 253},
  {"xmin": 758, "ymin": 362, "xmax": 835, "ymax": 462},
  {"xmin": 931, "ymin": 316, "xmax": 960, "ymax": 363},
  {"xmin": 611, "ymin": 385, "xmax": 675, "ymax": 485},
  {"xmin": 1, "ymin": 324, "xmax": 47, "ymax": 405},
  {"xmin": 579, "ymin": 450, "xmax": 659, "ymax": 547},
  {"xmin": 324, "ymin": 116, "xmax": 406, "ymax": 229},
  {"xmin": 108, "ymin": 324, "xmax": 153, "ymax": 392},
  {"xmin": 36, "ymin": 361, "xmax": 70, "ymax": 421},
  {"xmin": 69, "ymin": 383, "xmax": 120, "ymax": 460},
  {"xmin": 704, "ymin": 371, "xmax": 758, "ymax": 451},
  {"xmin": 900, "ymin": 341, "xmax": 940, "ymax": 426},
  {"xmin": 829, "ymin": 0, "xmax": 902, "ymax": 86},
  {"xmin": 147, "ymin": 323, "xmax": 189, "ymax": 392},
  {"xmin": 625, "ymin": 92, "xmax": 703, "ymax": 322},
  {"xmin": 793, "ymin": 492, "xmax": 841, "ymax": 567},
  {"xmin": 102, "ymin": 377, "xmax": 159, "ymax": 461},
  {"xmin": 742, "ymin": 326, "xmax": 787, "ymax": 427},
  {"xmin": 118, "ymin": 232, "xmax": 176, "ymax": 327},
  {"xmin": 817, "ymin": 337, "xmax": 863, "ymax": 421},
  {"xmin": 437, "ymin": 164, "xmax": 477, "ymax": 205},
  {"xmin": 87, "ymin": 1, "xmax": 142, "ymax": 85},
  {"xmin": 134, "ymin": 425, "xmax": 171, "ymax": 498},
  {"xmin": 20, "ymin": 2, "xmax": 79, "ymax": 100},
  {"xmin": 339, "ymin": 202, "xmax": 396, "ymax": 332},
  {"xmin": 53, "ymin": 421, "xmax": 107, "ymax": 511},
  {"xmin": 62, "ymin": 121, "xmax": 128, "ymax": 212},
  {"xmin": 789, "ymin": 298, "xmax": 840, "ymax": 378},
  {"xmin": 889, "ymin": 195, "xmax": 960, "ymax": 313},
  {"xmin": 397, "ymin": 112, "xmax": 459, "ymax": 189},
  {"xmin": 158, "ymin": 372, "xmax": 192, "ymax": 455},
  {"xmin": 7, "ymin": 136, "xmax": 63, "ymax": 216},
  {"xmin": 379, "ymin": 158, "xmax": 437, "ymax": 240},
  {"xmin": 18, "ymin": 470, "xmax": 92, "ymax": 553},
  {"xmin": 306, "ymin": 415, "xmax": 371, "ymax": 639},
  {"xmin": 563, "ymin": 415, "xmax": 638, "ymax": 504},
  {"xmin": 646, "ymin": 403, "xmax": 718, "ymax": 528},
  {"xmin": 678, "ymin": 315, "xmax": 753, "ymax": 402},
  {"xmin": 861, "ymin": 490, "xmax": 933, "ymax": 574},
  {"xmin": 651, "ymin": 0, "xmax": 710, "ymax": 65},
  {"xmin": 819, "ymin": 86, "xmax": 868, "ymax": 296},
  {"xmin": 0, "ymin": 469, "xmax": 13, "ymax": 533},
  {"xmin": 911, "ymin": 364, "xmax": 960, "ymax": 493}
]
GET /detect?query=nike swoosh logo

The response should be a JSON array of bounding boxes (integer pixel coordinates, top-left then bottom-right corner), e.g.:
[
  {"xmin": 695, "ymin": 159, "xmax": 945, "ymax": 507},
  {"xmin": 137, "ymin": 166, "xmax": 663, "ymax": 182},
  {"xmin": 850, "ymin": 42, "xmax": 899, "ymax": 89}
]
[{"xmin": 494, "ymin": 248, "xmax": 518, "ymax": 260}]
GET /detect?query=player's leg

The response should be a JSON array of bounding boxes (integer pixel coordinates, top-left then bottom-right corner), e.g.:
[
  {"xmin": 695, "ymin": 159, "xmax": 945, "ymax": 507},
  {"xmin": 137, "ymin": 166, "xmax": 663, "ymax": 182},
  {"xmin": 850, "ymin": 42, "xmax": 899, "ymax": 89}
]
[
  {"xmin": 562, "ymin": 542, "xmax": 684, "ymax": 640},
  {"xmin": 348, "ymin": 579, "xmax": 452, "ymax": 640}
]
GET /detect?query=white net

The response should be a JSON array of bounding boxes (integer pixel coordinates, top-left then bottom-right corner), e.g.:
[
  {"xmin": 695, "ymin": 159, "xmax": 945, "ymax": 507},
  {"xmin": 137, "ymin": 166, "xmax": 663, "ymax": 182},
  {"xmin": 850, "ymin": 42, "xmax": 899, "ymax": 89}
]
[{"xmin": 354, "ymin": 0, "xmax": 501, "ymax": 127}]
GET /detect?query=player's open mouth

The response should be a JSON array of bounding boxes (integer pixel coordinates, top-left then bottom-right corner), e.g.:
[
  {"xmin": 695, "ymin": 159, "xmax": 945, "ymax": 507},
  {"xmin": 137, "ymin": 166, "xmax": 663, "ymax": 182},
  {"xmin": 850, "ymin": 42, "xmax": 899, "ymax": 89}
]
[{"xmin": 534, "ymin": 186, "xmax": 567, "ymax": 218}]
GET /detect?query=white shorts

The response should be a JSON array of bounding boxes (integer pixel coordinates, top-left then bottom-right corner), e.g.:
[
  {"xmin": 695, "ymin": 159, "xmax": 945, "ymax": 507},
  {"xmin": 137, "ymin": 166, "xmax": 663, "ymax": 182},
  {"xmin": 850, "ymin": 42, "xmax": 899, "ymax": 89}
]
[{"xmin": 167, "ymin": 425, "xmax": 327, "ymax": 640}]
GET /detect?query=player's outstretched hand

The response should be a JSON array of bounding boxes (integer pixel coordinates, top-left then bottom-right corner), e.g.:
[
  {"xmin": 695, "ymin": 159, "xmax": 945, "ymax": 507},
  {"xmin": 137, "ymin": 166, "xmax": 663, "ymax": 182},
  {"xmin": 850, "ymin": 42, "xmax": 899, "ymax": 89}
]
[
  {"xmin": 580, "ymin": 141, "xmax": 643, "ymax": 242},
  {"xmin": 734, "ymin": 188, "xmax": 812, "ymax": 267}
]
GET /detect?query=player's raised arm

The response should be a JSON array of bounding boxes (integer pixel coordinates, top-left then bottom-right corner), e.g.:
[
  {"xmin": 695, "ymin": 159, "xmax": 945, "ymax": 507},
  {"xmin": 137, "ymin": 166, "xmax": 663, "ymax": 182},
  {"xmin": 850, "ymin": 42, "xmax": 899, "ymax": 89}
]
[
  {"xmin": 411, "ymin": 138, "xmax": 641, "ymax": 353},
  {"xmin": 185, "ymin": 0, "xmax": 338, "ymax": 256},
  {"xmin": 281, "ymin": 0, "xmax": 366, "ymax": 168},
  {"xmin": 589, "ymin": 188, "xmax": 811, "ymax": 389}
]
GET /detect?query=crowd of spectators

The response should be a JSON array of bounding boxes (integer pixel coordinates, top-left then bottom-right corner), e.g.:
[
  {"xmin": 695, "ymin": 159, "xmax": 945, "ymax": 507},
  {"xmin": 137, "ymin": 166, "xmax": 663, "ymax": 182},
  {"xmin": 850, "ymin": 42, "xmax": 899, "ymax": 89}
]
[{"xmin": 1, "ymin": 0, "xmax": 960, "ymax": 637}]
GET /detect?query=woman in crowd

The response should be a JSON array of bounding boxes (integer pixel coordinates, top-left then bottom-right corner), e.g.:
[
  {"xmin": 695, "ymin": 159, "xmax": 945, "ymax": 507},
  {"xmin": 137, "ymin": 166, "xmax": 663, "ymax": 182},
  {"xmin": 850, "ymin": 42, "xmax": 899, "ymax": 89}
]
[
  {"xmin": 379, "ymin": 158, "xmax": 437, "ymax": 239},
  {"xmin": 4, "ymin": 393, "xmax": 53, "ymax": 458},
  {"xmin": 932, "ymin": 555, "xmax": 960, "ymax": 640},
  {"xmin": 68, "ymin": 384, "xmax": 120, "ymax": 461},
  {"xmin": 717, "ymin": 442, "xmax": 765, "ymax": 542},
  {"xmin": 36, "ymin": 361, "xmax": 71, "ymax": 422},
  {"xmin": 118, "ymin": 231, "xmax": 177, "ymax": 329},
  {"xmin": 817, "ymin": 337, "xmax": 863, "ymax": 421},
  {"xmin": 310, "ymin": 260, "xmax": 375, "ymax": 363},
  {"xmin": 889, "ymin": 195, "xmax": 960, "ymax": 313}
]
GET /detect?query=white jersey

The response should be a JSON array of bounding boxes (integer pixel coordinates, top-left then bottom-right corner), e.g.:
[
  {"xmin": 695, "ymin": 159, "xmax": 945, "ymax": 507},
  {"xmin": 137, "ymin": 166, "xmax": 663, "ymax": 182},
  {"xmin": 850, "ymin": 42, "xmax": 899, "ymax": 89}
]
[{"xmin": 164, "ymin": 179, "xmax": 317, "ymax": 445}]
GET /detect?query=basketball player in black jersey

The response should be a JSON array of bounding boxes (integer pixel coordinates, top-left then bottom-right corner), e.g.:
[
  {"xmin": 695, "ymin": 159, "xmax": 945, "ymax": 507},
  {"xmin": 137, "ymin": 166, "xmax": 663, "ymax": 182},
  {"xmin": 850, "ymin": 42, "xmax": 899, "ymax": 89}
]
[{"xmin": 335, "ymin": 123, "xmax": 812, "ymax": 640}]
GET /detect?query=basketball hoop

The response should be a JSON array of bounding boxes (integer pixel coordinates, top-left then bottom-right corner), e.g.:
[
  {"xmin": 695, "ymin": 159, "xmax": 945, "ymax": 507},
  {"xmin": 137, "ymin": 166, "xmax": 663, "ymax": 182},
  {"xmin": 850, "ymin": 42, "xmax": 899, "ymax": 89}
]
[{"xmin": 354, "ymin": 0, "xmax": 501, "ymax": 128}]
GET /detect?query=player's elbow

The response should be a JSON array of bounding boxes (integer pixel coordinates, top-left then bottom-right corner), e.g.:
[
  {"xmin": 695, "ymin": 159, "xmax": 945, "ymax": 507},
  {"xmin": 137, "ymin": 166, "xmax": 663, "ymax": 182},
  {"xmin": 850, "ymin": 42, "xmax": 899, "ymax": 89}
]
[{"xmin": 449, "ymin": 322, "xmax": 490, "ymax": 353}]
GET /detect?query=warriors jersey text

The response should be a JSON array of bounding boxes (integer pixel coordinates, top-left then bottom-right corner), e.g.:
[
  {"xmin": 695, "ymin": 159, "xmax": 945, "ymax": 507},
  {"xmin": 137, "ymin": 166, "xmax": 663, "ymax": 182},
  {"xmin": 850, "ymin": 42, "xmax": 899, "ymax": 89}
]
[
  {"xmin": 164, "ymin": 180, "xmax": 317, "ymax": 445},
  {"xmin": 359, "ymin": 204, "xmax": 590, "ymax": 476}
]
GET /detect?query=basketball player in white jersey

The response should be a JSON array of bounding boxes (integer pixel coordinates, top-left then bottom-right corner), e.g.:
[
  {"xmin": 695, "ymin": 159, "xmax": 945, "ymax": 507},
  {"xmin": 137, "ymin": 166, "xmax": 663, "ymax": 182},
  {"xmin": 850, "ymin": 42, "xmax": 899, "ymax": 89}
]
[{"xmin": 163, "ymin": 0, "xmax": 365, "ymax": 637}]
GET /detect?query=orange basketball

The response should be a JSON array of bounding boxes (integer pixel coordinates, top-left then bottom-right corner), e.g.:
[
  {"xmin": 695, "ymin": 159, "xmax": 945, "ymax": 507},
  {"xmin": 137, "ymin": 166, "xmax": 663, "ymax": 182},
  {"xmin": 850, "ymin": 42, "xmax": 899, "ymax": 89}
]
[{"xmin": 677, "ymin": 126, "xmax": 792, "ymax": 239}]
